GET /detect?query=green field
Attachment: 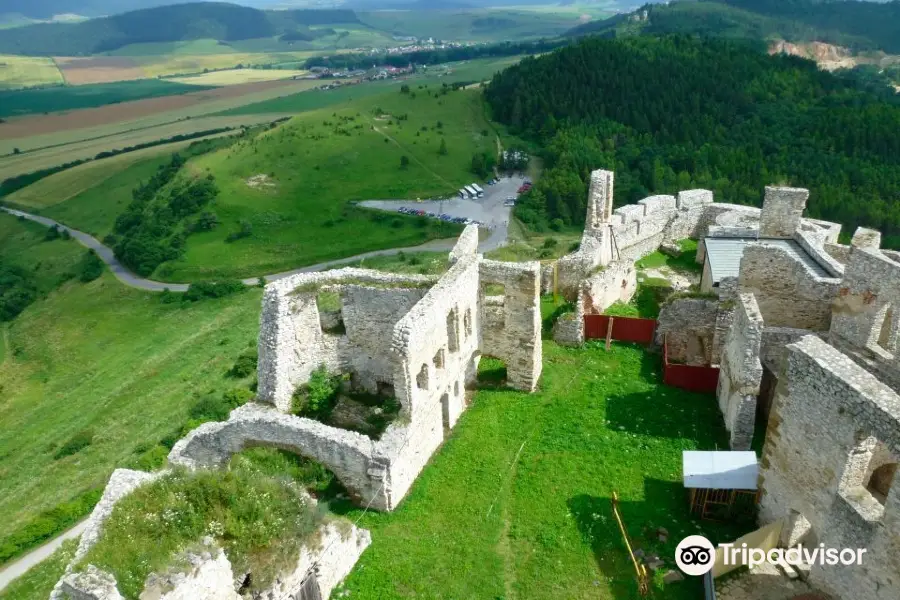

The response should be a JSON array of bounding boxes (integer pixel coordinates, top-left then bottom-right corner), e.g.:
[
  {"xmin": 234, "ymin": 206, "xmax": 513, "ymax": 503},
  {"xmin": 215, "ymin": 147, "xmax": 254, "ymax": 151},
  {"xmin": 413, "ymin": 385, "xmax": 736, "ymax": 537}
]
[
  {"xmin": 144, "ymin": 87, "xmax": 491, "ymax": 281},
  {"xmin": 106, "ymin": 38, "xmax": 242, "ymax": 57},
  {"xmin": 0, "ymin": 55, "xmax": 64, "ymax": 91},
  {"xmin": 332, "ymin": 336, "xmax": 746, "ymax": 599},
  {"xmin": 0, "ymin": 541, "xmax": 76, "ymax": 600},
  {"xmin": 0, "ymin": 80, "xmax": 215, "ymax": 119}
]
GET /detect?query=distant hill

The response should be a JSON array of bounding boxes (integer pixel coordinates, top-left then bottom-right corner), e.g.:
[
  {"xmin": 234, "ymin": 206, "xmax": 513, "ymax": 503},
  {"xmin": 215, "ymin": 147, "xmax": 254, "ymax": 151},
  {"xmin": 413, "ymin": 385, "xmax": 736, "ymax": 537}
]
[
  {"xmin": 0, "ymin": 2, "xmax": 361, "ymax": 55},
  {"xmin": 0, "ymin": 0, "xmax": 284, "ymax": 20},
  {"xmin": 568, "ymin": 0, "xmax": 900, "ymax": 54}
]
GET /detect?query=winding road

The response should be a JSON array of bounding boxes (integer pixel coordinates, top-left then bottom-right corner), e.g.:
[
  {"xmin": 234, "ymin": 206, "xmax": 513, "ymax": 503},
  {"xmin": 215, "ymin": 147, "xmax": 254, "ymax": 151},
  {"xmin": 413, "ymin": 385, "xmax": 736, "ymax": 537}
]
[{"xmin": 0, "ymin": 206, "xmax": 510, "ymax": 291}]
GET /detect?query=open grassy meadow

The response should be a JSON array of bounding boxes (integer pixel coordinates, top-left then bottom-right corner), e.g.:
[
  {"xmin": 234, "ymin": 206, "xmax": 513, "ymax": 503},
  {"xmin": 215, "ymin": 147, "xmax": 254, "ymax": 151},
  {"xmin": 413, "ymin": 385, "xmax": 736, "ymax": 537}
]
[
  {"xmin": 151, "ymin": 87, "xmax": 492, "ymax": 280},
  {"xmin": 333, "ymin": 337, "xmax": 748, "ymax": 599},
  {"xmin": 0, "ymin": 55, "xmax": 64, "ymax": 90},
  {"xmin": 0, "ymin": 213, "xmax": 265, "ymax": 547}
]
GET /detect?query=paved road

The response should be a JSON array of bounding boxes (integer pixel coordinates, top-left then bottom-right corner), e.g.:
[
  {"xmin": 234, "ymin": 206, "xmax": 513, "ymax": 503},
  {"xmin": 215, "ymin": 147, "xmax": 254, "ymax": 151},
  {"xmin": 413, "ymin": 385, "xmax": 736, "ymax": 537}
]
[
  {"xmin": 0, "ymin": 520, "xmax": 88, "ymax": 592},
  {"xmin": 0, "ymin": 199, "xmax": 513, "ymax": 292}
]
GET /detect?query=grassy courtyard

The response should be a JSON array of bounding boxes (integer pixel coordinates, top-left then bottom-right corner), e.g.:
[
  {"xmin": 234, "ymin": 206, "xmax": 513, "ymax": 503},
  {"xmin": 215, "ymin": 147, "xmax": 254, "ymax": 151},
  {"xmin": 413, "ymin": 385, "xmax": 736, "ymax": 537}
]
[{"xmin": 332, "ymin": 338, "xmax": 746, "ymax": 599}]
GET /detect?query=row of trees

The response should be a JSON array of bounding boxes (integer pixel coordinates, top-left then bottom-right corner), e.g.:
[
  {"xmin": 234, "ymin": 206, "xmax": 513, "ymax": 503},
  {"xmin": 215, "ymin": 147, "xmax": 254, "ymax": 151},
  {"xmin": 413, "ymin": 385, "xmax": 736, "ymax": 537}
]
[{"xmin": 484, "ymin": 35, "xmax": 900, "ymax": 245}]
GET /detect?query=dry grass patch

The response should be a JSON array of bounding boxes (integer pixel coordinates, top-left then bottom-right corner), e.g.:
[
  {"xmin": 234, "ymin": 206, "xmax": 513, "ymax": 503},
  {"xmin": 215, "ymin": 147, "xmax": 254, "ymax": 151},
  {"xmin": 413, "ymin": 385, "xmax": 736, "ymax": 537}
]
[{"xmin": 0, "ymin": 55, "xmax": 64, "ymax": 90}]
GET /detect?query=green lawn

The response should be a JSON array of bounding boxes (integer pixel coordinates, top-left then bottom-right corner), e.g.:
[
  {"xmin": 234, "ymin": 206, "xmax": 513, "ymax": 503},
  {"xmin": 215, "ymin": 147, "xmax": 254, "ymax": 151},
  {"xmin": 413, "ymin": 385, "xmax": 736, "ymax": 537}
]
[
  {"xmin": 156, "ymin": 88, "xmax": 492, "ymax": 281},
  {"xmin": 334, "ymin": 339, "xmax": 748, "ymax": 599},
  {"xmin": 0, "ymin": 214, "xmax": 84, "ymax": 293}
]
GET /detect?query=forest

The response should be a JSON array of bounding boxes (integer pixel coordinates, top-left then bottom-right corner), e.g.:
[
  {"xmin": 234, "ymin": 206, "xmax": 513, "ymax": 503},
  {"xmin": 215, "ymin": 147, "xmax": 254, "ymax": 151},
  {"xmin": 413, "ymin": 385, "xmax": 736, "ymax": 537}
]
[{"xmin": 484, "ymin": 35, "xmax": 900, "ymax": 246}]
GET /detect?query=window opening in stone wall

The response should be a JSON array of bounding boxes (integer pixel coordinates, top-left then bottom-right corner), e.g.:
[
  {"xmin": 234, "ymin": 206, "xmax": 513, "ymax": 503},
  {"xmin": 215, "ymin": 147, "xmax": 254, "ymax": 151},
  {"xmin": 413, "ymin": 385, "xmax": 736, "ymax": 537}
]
[
  {"xmin": 416, "ymin": 364, "xmax": 429, "ymax": 390},
  {"xmin": 839, "ymin": 434, "xmax": 896, "ymax": 521},
  {"xmin": 463, "ymin": 308, "xmax": 472, "ymax": 338},
  {"xmin": 440, "ymin": 393, "xmax": 451, "ymax": 428},
  {"xmin": 483, "ymin": 283, "xmax": 506, "ymax": 299},
  {"xmin": 447, "ymin": 308, "xmax": 460, "ymax": 353},
  {"xmin": 454, "ymin": 380, "xmax": 460, "ymax": 397},
  {"xmin": 433, "ymin": 348, "xmax": 445, "ymax": 370},
  {"xmin": 876, "ymin": 305, "xmax": 895, "ymax": 354},
  {"xmin": 867, "ymin": 462, "xmax": 897, "ymax": 505},
  {"xmin": 316, "ymin": 290, "xmax": 345, "ymax": 335}
]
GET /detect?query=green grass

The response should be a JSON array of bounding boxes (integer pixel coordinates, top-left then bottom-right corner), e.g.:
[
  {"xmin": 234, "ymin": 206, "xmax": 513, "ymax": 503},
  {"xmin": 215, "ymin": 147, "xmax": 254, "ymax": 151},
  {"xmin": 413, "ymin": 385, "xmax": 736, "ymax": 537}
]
[
  {"xmin": 0, "ymin": 80, "xmax": 215, "ymax": 119},
  {"xmin": 0, "ymin": 214, "xmax": 84, "ymax": 293},
  {"xmin": 0, "ymin": 256, "xmax": 263, "ymax": 544},
  {"xmin": 155, "ymin": 88, "xmax": 492, "ymax": 281},
  {"xmin": 35, "ymin": 154, "xmax": 173, "ymax": 239},
  {"xmin": 334, "ymin": 251, "xmax": 450, "ymax": 275},
  {"xmin": 334, "ymin": 340, "xmax": 750, "ymax": 599},
  {"xmin": 80, "ymin": 454, "xmax": 323, "ymax": 598},
  {"xmin": 0, "ymin": 540, "xmax": 77, "ymax": 600},
  {"xmin": 635, "ymin": 239, "xmax": 701, "ymax": 273}
]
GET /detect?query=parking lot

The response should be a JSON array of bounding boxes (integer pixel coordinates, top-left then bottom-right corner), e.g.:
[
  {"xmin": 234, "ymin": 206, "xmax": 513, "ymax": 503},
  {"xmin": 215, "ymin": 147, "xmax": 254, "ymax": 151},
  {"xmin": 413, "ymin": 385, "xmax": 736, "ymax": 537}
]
[{"xmin": 360, "ymin": 175, "xmax": 528, "ymax": 251}]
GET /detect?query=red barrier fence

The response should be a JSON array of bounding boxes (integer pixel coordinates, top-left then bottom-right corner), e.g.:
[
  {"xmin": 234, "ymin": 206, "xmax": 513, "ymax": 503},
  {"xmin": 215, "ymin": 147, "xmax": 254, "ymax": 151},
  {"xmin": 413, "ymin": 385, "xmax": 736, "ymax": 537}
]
[
  {"xmin": 663, "ymin": 335, "xmax": 720, "ymax": 393},
  {"xmin": 583, "ymin": 315, "xmax": 657, "ymax": 345}
]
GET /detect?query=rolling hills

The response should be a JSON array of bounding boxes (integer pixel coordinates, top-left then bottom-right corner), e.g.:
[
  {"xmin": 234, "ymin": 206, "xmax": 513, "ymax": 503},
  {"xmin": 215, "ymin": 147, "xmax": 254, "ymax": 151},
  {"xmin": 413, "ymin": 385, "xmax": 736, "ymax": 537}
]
[
  {"xmin": 569, "ymin": 0, "xmax": 900, "ymax": 54},
  {"xmin": 0, "ymin": 3, "xmax": 360, "ymax": 55}
]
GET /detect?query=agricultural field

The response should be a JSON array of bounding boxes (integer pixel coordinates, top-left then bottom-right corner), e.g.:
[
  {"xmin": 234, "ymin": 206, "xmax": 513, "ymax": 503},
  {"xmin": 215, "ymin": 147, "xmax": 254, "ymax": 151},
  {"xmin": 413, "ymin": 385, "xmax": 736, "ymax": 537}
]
[
  {"xmin": 222, "ymin": 55, "xmax": 526, "ymax": 116},
  {"xmin": 0, "ymin": 78, "xmax": 317, "ymax": 150},
  {"xmin": 0, "ymin": 211, "xmax": 265, "ymax": 548},
  {"xmin": 156, "ymin": 87, "xmax": 492, "ymax": 280},
  {"xmin": 0, "ymin": 55, "xmax": 63, "ymax": 90},
  {"xmin": 0, "ymin": 114, "xmax": 286, "ymax": 182},
  {"xmin": 170, "ymin": 68, "xmax": 309, "ymax": 86},
  {"xmin": 0, "ymin": 80, "xmax": 214, "ymax": 119}
]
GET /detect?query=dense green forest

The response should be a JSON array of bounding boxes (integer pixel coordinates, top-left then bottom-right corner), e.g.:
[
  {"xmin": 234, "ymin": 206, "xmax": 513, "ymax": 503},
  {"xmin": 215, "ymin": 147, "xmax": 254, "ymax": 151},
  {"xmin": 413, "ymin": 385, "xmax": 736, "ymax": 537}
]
[
  {"xmin": 570, "ymin": 0, "xmax": 900, "ymax": 53},
  {"xmin": 484, "ymin": 35, "xmax": 900, "ymax": 245},
  {"xmin": 0, "ymin": 3, "xmax": 359, "ymax": 55}
]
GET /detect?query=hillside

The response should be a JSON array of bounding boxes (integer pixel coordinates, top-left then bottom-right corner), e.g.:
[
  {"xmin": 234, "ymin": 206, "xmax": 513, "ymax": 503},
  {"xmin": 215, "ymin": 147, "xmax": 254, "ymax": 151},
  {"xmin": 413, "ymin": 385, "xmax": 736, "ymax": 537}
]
[
  {"xmin": 569, "ymin": 0, "xmax": 900, "ymax": 54},
  {"xmin": 0, "ymin": 3, "xmax": 360, "ymax": 56},
  {"xmin": 484, "ymin": 35, "xmax": 900, "ymax": 245}
]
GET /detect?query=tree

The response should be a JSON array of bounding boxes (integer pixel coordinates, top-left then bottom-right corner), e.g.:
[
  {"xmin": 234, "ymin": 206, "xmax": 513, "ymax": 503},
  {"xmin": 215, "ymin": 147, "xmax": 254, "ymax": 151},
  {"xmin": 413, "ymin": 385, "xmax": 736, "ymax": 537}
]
[
  {"xmin": 400, "ymin": 155, "xmax": 410, "ymax": 169},
  {"xmin": 439, "ymin": 139, "xmax": 448, "ymax": 156},
  {"xmin": 400, "ymin": 84, "xmax": 410, "ymax": 94}
]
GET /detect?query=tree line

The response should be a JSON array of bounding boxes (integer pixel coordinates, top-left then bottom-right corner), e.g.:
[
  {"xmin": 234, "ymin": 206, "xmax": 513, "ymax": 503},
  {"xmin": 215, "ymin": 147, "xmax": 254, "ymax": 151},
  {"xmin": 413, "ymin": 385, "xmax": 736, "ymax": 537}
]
[{"xmin": 484, "ymin": 35, "xmax": 900, "ymax": 246}]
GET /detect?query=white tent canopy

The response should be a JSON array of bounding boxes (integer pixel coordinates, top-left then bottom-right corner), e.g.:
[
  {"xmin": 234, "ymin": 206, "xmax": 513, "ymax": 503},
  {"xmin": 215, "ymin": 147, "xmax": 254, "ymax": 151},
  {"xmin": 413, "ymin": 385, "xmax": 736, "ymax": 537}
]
[{"xmin": 682, "ymin": 451, "xmax": 758, "ymax": 490}]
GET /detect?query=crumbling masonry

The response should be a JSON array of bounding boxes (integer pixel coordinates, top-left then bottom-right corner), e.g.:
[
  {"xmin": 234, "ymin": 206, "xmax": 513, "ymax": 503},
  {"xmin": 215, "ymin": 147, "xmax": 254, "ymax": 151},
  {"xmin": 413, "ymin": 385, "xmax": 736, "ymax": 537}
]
[{"xmin": 551, "ymin": 169, "xmax": 900, "ymax": 600}]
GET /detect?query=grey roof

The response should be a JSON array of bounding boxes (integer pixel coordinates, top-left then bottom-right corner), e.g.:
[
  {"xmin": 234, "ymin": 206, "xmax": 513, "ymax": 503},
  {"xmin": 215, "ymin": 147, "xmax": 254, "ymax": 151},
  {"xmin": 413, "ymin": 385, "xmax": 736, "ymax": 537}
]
[
  {"xmin": 683, "ymin": 451, "xmax": 759, "ymax": 490},
  {"xmin": 704, "ymin": 237, "xmax": 830, "ymax": 284}
]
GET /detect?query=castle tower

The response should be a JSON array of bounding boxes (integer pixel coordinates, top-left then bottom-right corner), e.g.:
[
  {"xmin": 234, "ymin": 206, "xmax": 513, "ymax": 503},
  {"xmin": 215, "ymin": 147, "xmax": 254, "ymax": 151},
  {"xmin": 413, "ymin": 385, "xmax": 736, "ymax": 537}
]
[{"xmin": 587, "ymin": 170, "xmax": 614, "ymax": 231}]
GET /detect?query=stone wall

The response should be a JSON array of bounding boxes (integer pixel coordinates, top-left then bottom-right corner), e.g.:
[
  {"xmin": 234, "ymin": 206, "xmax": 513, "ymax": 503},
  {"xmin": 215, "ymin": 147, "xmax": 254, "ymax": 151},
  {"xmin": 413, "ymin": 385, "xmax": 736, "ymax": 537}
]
[
  {"xmin": 256, "ymin": 269, "xmax": 435, "ymax": 412},
  {"xmin": 759, "ymin": 186, "xmax": 809, "ymax": 238},
  {"xmin": 738, "ymin": 244, "xmax": 841, "ymax": 331},
  {"xmin": 656, "ymin": 298, "xmax": 718, "ymax": 365},
  {"xmin": 830, "ymin": 248, "xmax": 900, "ymax": 371},
  {"xmin": 581, "ymin": 260, "xmax": 637, "ymax": 315},
  {"xmin": 760, "ymin": 327, "xmax": 812, "ymax": 374},
  {"xmin": 478, "ymin": 259, "xmax": 543, "ymax": 391},
  {"xmin": 758, "ymin": 335, "xmax": 900, "ymax": 600},
  {"xmin": 552, "ymin": 289, "xmax": 585, "ymax": 347},
  {"xmin": 717, "ymin": 293, "xmax": 764, "ymax": 450}
]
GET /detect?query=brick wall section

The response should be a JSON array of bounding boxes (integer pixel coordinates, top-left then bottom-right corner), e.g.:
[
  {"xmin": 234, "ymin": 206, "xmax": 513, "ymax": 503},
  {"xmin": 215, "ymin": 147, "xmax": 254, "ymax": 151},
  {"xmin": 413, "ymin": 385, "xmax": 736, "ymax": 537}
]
[{"xmin": 758, "ymin": 335, "xmax": 900, "ymax": 600}]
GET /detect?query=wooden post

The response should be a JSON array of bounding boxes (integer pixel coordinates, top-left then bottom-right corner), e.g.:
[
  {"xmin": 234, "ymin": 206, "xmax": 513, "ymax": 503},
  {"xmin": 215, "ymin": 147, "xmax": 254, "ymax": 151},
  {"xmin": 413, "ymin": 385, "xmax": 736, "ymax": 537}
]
[{"xmin": 605, "ymin": 317, "xmax": 614, "ymax": 351}]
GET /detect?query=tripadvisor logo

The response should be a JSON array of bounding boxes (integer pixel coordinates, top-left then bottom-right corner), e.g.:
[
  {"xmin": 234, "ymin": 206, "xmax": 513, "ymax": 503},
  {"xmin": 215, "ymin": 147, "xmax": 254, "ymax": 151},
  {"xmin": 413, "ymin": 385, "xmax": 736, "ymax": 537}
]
[{"xmin": 675, "ymin": 535, "xmax": 716, "ymax": 576}]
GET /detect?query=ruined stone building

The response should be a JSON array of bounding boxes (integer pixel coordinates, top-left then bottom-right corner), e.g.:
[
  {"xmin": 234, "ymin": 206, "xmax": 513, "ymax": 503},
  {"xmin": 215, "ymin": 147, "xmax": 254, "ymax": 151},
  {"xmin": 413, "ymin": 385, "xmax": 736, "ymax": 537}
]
[
  {"xmin": 52, "ymin": 225, "xmax": 544, "ymax": 599},
  {"xmin": 553, "ymin": 169, "xmax": 900, "ymax": 600}
]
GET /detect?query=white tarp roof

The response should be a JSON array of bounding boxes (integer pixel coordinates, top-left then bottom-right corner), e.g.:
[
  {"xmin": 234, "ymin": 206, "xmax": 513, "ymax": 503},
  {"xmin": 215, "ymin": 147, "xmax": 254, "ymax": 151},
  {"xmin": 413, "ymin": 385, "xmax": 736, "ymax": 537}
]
[{"xmin": 682, "ymin": 451, "xmax": 758, "ymax": 490}]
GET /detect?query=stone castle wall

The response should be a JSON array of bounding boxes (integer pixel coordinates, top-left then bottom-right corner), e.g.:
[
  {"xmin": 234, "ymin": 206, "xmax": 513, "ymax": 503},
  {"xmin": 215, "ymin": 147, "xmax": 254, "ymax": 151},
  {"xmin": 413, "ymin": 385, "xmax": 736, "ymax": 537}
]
[
  {"xmin": 581, "ymin": 260, "xmax": 637, "ymax": 315},
  {"xmin": 656, "ymin": 298, "xmax": 718, "ymax": 365},
  {"xmin": 758, "ymin": 335, "xmax": 900, "ymax": 600},
  {"xmin": 717, "ymin": 293, "xmax": 764, "ymax": 450}
]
